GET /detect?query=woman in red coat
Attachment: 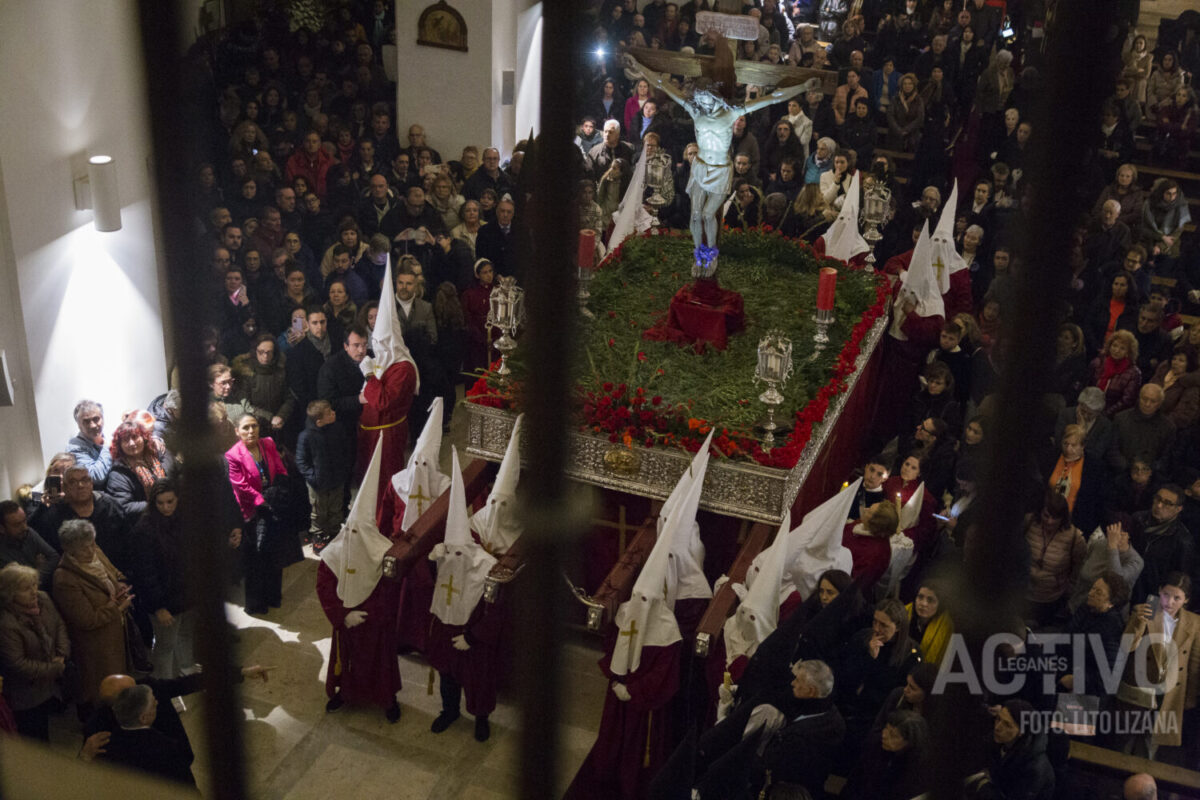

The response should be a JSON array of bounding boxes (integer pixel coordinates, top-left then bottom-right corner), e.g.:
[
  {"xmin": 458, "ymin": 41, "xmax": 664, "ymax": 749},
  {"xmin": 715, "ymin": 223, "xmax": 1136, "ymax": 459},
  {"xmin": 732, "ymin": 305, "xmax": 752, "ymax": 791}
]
[
  {"xmin": 1088, "ymin": 329, "xmax": 1143, "ymax": 417},
  {"xmin": 226, "ymin": 415, "xmax": 289, "ymax": 614},
  {"xmin": 460, "ymin": 258, "xmax": 497, "ymax": 375}
]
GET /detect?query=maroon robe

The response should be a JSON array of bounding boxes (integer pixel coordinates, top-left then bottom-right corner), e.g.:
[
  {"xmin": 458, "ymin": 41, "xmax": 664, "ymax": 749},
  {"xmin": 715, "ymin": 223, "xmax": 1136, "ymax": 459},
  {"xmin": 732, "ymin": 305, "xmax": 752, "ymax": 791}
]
[
  {"xmin": 316, "ymin": 561, "xmax": 402, "ymax": 708},
  {"xmin": 358, "ymin": 361, "xmax": 417, "ymax": 527},
  {"xmin": 389, "ymin": 487, "xmax": 435, "ymax": 653},
  {"xmin": 425, "ymin": 579, "xmax": 510, "ymax": 717},
  {"xmin": 566, "ymin": 598, "xmax": 708, "ymax": 800},
  {"xmin": 461, "ymin": 281, "xmax": 496, "ymax": 374},
  {"xmin": 871, "ymin": 312, "xmax": 945, "ymax": 444},
  {"xmin": 944, "ymin": 269, "xmax": 973, "ymax": 317},
  {"xmin": 842, "ymin": 521, "xmax": 892, "ymax": 593}
]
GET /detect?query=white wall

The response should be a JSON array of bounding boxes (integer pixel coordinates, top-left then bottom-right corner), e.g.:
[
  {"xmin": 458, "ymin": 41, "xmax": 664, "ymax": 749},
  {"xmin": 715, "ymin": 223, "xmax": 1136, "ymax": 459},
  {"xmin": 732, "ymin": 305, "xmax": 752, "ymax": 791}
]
[
  {"xmin": 0, "ymin": 0, "xmax": 169, "ymax": 495},
  {"xmin": 393, "ymin": 0, "xmax": 542, "ymax": 161}
]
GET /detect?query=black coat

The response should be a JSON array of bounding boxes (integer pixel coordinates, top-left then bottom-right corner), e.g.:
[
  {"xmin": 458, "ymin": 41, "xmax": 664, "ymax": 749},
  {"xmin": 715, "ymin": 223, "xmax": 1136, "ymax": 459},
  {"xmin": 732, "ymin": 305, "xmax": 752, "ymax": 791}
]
[
  {"xmin": 973, "ymin": 734, "xmax": 1055, "ymax": 800},
  {"xmin": 105, "ymin": 463, "xmax": 150, "ymax": 518},
  {"xmin": 100, "ymin": 726, "xmax": 196, "ymax": 788},
  {"xmin": 475, "ymin": 222, "xmax": 526, "ymax": 279},
  {"xmin": 285, "ymin": 337, "xmax": 329, "ymax": 422},
  {"xmin": 1130, "ymin": 512, "xmax": 1195, "ymax": 602},
  {"xmin": 131, "ymin": 511, "xmax": 189, "ymax": 615},
  {"xmin": 295, "ymin": 417, "xmax": 352, "ymax": 491},
  {"xmin": 317, "ymin": 349, "xmax": 366, "ymax": 437}
]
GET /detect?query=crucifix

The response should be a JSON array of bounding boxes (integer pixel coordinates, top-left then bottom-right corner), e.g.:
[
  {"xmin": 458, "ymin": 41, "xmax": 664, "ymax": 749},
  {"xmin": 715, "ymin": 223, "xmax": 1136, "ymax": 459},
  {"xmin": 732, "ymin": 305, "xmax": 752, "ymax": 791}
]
[
  {"xmin": 619, "ymin": 619, "xmax": 639, "ymax": 648},
  {"xmin": 622, "ymin": 29, "xmax": 827, "ymax": 279},
  {"xmin": 410, "ymin": 484, "xmax": 433, "ymax": 517},
  {"xmin": 441, "ymin": 574, "xmax": 458, "ymax": 606}
]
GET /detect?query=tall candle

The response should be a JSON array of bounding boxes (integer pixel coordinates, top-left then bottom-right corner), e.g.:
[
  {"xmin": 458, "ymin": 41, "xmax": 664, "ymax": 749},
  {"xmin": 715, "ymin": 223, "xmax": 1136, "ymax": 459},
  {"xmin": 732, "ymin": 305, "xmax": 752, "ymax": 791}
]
[
  {"xmin": 816, "ymin": 267, "xmax": 837, "ymax": 311},
  {"xmin": 578, "ymin": 230, "xmax": 596, "ymax": 270}
]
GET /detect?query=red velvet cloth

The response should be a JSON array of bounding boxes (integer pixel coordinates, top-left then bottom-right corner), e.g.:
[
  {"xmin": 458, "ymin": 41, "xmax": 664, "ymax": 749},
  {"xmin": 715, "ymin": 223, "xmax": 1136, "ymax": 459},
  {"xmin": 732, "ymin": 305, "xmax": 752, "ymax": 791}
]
[
  {"xmin": 643, "ymin": 279, "xmax": 745, "ymax": 352},
  {"xmin": 358, "ymin": 361, "xmax": 416, "ymax": 528},
  {"xmin": 387, "ymin": 487, "xmax": 436, "ymax": 653},
  {"xmin": 316, "ymin": 561, "xmax": 402, "ymax": 708}
]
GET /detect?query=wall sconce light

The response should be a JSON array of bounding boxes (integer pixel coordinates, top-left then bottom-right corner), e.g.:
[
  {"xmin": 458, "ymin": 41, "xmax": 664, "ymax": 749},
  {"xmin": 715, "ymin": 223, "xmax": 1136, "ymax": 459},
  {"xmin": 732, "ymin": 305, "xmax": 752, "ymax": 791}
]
[{"xmin": 72, "ymin": 155, "xmax": 122, "ymax": 232}]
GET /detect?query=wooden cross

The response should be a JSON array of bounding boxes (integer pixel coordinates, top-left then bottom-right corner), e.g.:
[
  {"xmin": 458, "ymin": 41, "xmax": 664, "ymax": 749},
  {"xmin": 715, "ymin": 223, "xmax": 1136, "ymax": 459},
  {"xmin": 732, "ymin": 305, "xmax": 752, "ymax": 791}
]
[
  {"xmin": 410, "ymin": 484, "xmax": 433, "ymax": 517},
  {"xmin": 625, "ymin": 45, "xmax": 839, "ymax": 95},
  {"xmin": 441, "ymin": 574, "xmax": 458, "ymax": 607}
]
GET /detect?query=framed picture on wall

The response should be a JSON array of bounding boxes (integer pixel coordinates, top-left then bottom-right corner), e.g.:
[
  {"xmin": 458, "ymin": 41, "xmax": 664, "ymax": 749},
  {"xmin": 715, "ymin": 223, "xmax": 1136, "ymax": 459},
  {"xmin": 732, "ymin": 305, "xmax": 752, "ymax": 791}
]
[{"xmin": 417, "ymin": 1, "xmax": 468, "ymax": 53}]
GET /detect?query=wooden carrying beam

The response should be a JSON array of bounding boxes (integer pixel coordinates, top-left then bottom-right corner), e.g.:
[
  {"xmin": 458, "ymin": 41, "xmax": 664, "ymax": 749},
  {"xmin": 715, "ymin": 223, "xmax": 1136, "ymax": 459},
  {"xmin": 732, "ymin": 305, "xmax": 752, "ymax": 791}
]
[
  {"xmin": 625, "ymin": 46, "xmax": 839, "ymax": 94},
  {"xmin": 384, "ymin": 458, "xmax": 491, "ymax": 579},
  {"xmin": 693, "ymin": 522, "xmax": 774, "ymax": 657},
  {"xmin": 575, "ymin": 517, "xmax": 657, "ymax": 631}
]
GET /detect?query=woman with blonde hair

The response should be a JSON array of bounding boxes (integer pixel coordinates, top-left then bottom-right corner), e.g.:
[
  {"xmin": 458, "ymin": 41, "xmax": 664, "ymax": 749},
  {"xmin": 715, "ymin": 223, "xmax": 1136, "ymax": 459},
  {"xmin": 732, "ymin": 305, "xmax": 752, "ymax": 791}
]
[
  {"xmin": 1088, "ymin": 329, "xmax": 1142, "ymax": 417},
  {"xmin": 786, "ymin": 183, "xmax": 833, "ymax": 241},
  {"xmin": 0, "ymin": 564, "xmax": 69, "ymax": 739}
]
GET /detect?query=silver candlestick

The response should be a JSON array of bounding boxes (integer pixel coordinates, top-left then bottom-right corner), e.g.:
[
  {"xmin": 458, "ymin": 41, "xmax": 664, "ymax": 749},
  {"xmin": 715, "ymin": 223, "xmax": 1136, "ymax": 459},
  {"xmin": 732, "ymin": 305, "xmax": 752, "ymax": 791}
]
[
  {"xmin": 753, "ymin": 330, "xmax": 793, "ymax": 452},
  {"xmin": 486, "ymin": 276, "xmax": 525, "ymax": 382},
  {"xmin": 577, "ymin": 265, "xmax": 594, "ymax": 318},
  {"xmin": 810, "ymin": 308, "xmax": 835, "ymax": 360},
  {"xmin": 860, "ymin": 180, "xmax": 892, "ymax": 273}
]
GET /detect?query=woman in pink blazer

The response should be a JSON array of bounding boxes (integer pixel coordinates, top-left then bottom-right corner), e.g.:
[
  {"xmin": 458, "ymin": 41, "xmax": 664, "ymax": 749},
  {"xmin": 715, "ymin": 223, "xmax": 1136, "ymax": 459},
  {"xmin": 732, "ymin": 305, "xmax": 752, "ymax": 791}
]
[{"xmin": 226, "ymin": 414, "xmax": 289, "ymax": 614}]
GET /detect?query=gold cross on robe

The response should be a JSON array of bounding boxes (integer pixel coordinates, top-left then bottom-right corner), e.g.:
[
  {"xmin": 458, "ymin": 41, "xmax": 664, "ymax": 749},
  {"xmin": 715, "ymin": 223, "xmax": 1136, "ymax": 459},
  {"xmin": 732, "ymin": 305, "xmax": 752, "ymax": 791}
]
[
  {"xmin": 410, "ymin": 485, "xmax": 433, "ymax": 517},
  {"xmin": 932, "ymin": 257, "xmax": 946, "ymax": 284},
  {"xmin": 619, "ymin": 619, "xmax": 639, "ymax": 648},
  {"xmin": 441, "ymin": 574, "xmax": 458, "ymax": 606}
]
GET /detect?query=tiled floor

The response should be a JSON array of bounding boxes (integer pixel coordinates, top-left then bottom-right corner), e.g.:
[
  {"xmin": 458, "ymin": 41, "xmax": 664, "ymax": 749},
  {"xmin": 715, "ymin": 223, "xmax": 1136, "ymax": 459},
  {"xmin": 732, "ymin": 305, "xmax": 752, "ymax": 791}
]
[{"xmin": 41, "ymin": 397, "xmax": 611, "ymax": 798}]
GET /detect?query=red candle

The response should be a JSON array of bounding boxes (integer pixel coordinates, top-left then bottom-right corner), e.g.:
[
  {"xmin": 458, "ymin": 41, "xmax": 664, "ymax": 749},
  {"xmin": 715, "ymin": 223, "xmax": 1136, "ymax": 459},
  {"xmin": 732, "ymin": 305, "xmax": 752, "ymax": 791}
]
[
  {"xmin": 816, "ymin": 267, "xmax": 837, "ymax": 311},
  {"xmin": 578, "ymin": 230, "xmax": 596, "ymax": 270}
]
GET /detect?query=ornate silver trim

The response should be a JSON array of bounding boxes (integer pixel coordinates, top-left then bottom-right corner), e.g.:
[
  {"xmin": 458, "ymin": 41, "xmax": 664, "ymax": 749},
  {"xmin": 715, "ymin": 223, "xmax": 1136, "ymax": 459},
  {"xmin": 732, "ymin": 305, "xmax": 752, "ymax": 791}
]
[{"xmin": 464, "ymin": 314, "xmax": 887, "ymax": 524}]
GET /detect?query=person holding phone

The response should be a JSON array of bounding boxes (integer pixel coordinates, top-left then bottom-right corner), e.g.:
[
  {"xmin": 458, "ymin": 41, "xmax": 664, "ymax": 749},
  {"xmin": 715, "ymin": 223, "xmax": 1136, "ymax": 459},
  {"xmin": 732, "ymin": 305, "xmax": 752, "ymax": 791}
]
[{"xmin": 1117, "ymin": 572, "xmax": 1200, "ymax": 758}]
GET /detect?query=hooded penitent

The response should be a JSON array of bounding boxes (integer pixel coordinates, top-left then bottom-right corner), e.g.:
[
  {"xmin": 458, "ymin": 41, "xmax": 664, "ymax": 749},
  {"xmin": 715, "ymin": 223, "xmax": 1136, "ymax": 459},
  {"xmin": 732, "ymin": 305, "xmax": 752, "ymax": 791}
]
[
  {"xmin": 723, "ymin": 479, "xmax": 861, "ymax": 664},
  {"xmin": 821, "ymin": 169, "xmax": 869, "ymax": 262},
  {"xmin": 428, "ymin": 446, "xmax": 497, "ymax": 626},
  {"xmin": 320, "ymin": 438, "xmax": 393, "ymax": 608},
  {"xmin": 469, "ymin": 413, "xmax": 524, "ymax": 555},
  {"xmin": 361, "ymin": 253, "xmax": 420, "ymax": 392},
  {"xmin": 391, "ymin": 398, "xmax": 449, "ymax": 532},
  {"xmin": 610, "ymin": 431, "xmax": 715, "ymax": 677},
  {"xmin": 893, "ymin": 221, "xmax": 945, "ymax": 334},
  {"xmin": 930, "ymin": 180, "xmax": 966, "ymax": 297}
]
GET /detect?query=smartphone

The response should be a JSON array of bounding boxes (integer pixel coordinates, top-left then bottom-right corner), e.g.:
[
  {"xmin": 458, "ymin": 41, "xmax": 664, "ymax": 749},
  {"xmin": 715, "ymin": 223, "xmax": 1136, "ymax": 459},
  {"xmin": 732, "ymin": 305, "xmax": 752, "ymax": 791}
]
[
  {"xmin": 45, "ymin": 475, "xmax": 62, "ymax": 492},
  {"xmin": 933, "ymin": 513, "xmax": 950, "ymax": 522},
  {"xmin": 1146, "ymin": 594, "xmax": 1160, "ymax": 617},
  {"xmin": 291, "ymin": 316, "xmax": 304, "ymax": 334}
]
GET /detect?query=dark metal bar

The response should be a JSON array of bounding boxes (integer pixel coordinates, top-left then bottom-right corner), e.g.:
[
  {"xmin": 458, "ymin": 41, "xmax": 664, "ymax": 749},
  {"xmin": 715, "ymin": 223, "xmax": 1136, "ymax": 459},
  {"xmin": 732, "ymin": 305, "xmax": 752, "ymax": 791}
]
[
  {"xmin": 514, "ymin": 0, "xmax": 581, "ymax": 797},
  {"xmin": 930, "ymin": 2, "xmax": 1122, "ymax": 797},
  {"xmin": 133, "ymin": 3, "xmax": 248, "ymax": 798}
]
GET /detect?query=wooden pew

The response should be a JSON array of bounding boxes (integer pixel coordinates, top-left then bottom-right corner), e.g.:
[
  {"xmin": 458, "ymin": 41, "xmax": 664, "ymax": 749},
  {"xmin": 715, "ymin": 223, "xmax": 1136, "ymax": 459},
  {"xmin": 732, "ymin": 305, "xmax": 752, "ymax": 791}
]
[
  {"xmin": 1069, "ymin": 740, "xmax": 1200, "ymax": 793},
  {"xmin": 382, "ymin": 458, "xmax": 491, "ymax": 581},
  {"xmin": 693, "ymin": 522, "xmax": 774, "ymax": 657},
  {"xmin": 568, "ymin": 516, "xmax": 658, "ymax": 631}
]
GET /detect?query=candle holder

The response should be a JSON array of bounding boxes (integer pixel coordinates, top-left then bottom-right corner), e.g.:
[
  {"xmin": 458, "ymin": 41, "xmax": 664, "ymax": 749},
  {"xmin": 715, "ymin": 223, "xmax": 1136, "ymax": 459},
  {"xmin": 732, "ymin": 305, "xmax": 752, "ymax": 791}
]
[
  {"xmin": 861, "ymin": 180, "xmax": 892, "ymax": 273},
  {"xmin": 810, "ymin": 307, "xmax": 835, "ymax": 361},
  {"xmin": 486, "ymin": 276, "xmax": 525, "ymax": 382},
  {"xmin": 577, "ymin": 265, "xmax": 595, "ymax": 319},
  {"xmin": 753, "ymin": 330, "xmax": 793, "ymax": 452}
]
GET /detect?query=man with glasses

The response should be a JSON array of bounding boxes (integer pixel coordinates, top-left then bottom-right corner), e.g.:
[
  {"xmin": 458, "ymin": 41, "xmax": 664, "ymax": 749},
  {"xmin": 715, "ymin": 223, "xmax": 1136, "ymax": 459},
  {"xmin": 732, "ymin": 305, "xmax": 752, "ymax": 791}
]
[{"xmin": 1129, "ymin": 484, "xmax": 1194, "ymax": 603}]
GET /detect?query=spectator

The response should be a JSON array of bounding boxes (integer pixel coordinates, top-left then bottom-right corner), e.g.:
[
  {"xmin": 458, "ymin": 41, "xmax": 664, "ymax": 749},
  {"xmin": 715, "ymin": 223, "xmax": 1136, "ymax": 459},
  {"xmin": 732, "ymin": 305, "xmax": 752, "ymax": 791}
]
[
  {"xmin": 324, "ymin": 276, "xmax": 359, "ymax": 332},
  {"xmin": 1025, "ymin": 489, "xmax": 1086, "ymax": 626},
  {"xmin": 231, "ymin": 334, "xmax": 294, "ymax": 436},
  {"xmin": 1107, "ymin": 456, "xmax": 1160, "ymax": 520},
  {"xmin": 1129, "ymin": 486, "xmax": 1194, "ymax": 603},
  {"xmin": 1068, "ymin": 523, "xmax": 1144, "ymax": 613},
  {"xmin": 295, "ymin": 400, "xmax": 350, "ymax": 553},
  {"xmin": 1149, "ymin": 344, "xmax": 1200, "ymax": 430},
  {"xmin": 1122, "ymin": 305, "xmax": 1173, "ymax": 378},
  {"xmin": 1154, "ymin": 87, "xmax": 1198, "ymax": 170},
  {"xmin": 0, "ymin": 564, "xmax": 70, "ymax": 740},
  {"xmin": 886, "ymin": 73, "xmax": 923, "ymax": 151},
  {"xmin": 1044, "ymin": 424, "xmax": 1104, "ymax": 534},
  {"xmin": 226, "ymin": 415, "xmax": 290, "ymax": 615},
  {"xmin": 101, "ymin": 683, "xmax": 196, "ymax": 787},
  {"xmin": 1088, "ymin": 329, "xmax": 1143, "ymax": 417},
  {"xmin": 285, "ymin": 131, "xmax": 333, "ymax": 200},
  {"xmin": 130, "ymin": 480, "xmax": 196, "ymax": 678},
  {"xmin": 317, "ymin": 324, "xmax": 369, "ymax": 480},
  {"xmin": 1145, "ymin": 51, "xmax": 1186, "ymax": 115},
  {"xmin": 52, "ymin": 519, "xmax": 132, "ymax": 708},
  {"xmin": 0, "ymin": 501, "xmax": 58, "ymax": 588},
  {"xmin": 1107, "ymin": 383, "xmax": 1175, "ymax": 473},
  {"xmin": 963, "ymin": 700, "xmax": 1055, "ymax": 799},
  {"xmin": 105, "ymin": 421, "xmax": 168, "ymax": 519},
  {"xmin": 905, "ymin": 581, "xmax": 953, "ymax": 665},
  {"xmin": 842, "ymin": 709, "xmax": 929, "ymax": 800},
  {"xmin": 1059, "ymin": 571, "xmax": 1128, "ymax": 696},
  {"xmin": 464, "ymin": 147, "xmax": 515, "ymax": 201},
  {"xmin": 67, "ymin": 400, "xmax": 112, "ymax": 488},
  {"xmin": 475, "ymin": 197, "xmax": 521, "ymax": 278},
  {"xmin": 450, "ymin": 199, "xmax": 484, "ymax": 259},
  {"xmin": 37, "ymin": 466, "xmax": 129, "ymax": 569}
]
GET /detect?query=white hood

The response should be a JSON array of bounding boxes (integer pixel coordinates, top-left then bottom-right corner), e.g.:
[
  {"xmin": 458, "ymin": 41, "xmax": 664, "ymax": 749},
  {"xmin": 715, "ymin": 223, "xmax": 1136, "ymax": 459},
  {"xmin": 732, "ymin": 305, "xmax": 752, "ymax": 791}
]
[
  {"xmin": 895, "ymin": 221, "xmax": 945, "ymax": 324},
  {"xmin": 610, "ymin": 431, "xmax": 715, "ymax": 676},
  {"xmin": 320, "ymin": 438, "xmax": 394, "ymax": 608},
  {"xmin": 429, "ymin": 447, "xmax": 496, "ymax": 626},
  {"xmin": 391, "ymin": 398, "xmax": 450, "ymax": 532},
  {"xmin": 470, "ymin": 414, "xmax": 524, "ymax": 555},
  {"xmin": 607, "ymin": 145, "xmax": 649, "ymax": 254},
  {"xmin": 781, "ymin": 478, "xmax": 861, "ymax": 599},
  {"xmin": 931, "ymin": 180, "xmax": 967, "ymax": 295},
  {"xmin": 822, "ymin": 170, "xmax": 868, "ymax": 262},
  {"xmin": 723, "ymin": 514, "xmax": 789, "ymax": 666},
  {"xmin": 361, "ymin": 253, "xmax": 420, "ymax": 392}
]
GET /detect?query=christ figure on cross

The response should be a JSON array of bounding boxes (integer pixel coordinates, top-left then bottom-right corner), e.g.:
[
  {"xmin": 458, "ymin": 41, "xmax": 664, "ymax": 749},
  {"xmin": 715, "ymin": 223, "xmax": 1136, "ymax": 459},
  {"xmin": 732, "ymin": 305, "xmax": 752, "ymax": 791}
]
[{"xmin": 624, "ymin": 39, "xmax": 816, "ymax": 278}]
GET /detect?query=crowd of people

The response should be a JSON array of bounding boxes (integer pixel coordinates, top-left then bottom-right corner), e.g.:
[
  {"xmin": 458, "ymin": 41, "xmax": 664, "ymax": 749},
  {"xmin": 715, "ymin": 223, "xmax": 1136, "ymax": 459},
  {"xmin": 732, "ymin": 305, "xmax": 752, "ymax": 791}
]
[{"xmin": 2, "ymin": 0, "xmax": 1200, "ymax": 795}]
